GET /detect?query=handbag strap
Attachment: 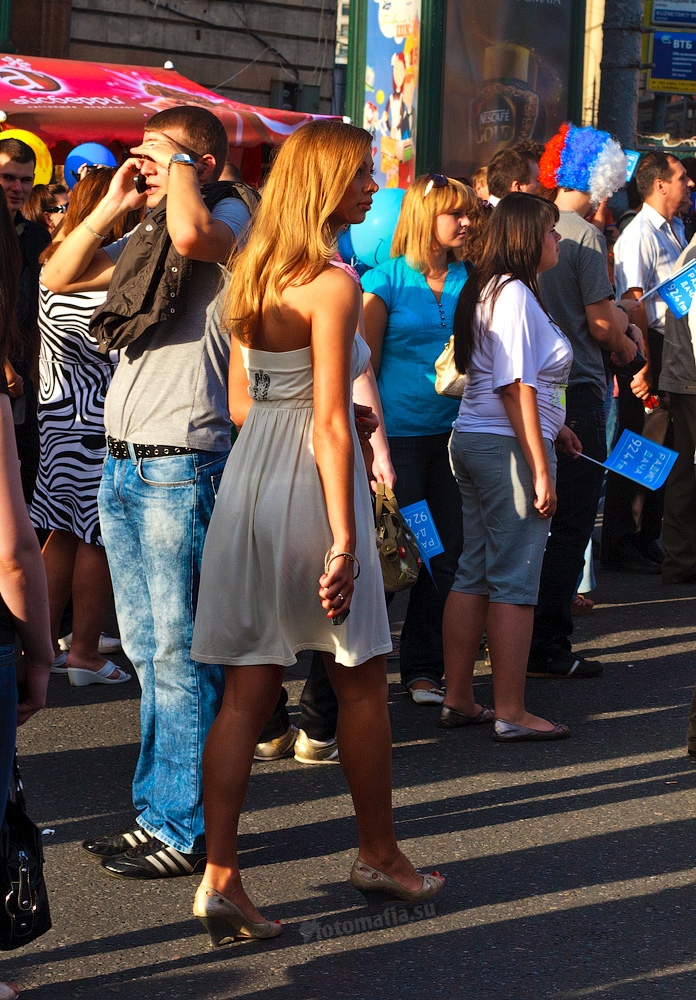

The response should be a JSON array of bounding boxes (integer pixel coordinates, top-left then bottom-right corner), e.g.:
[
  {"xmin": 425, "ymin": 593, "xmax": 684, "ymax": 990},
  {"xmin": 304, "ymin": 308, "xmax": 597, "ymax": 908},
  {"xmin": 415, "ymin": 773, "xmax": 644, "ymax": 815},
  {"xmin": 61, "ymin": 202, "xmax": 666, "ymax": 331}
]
[
  {"xmin": 374, "ymin": 482, "xmax": 399, "ymax": 526},
  {"xmin": 11, "ymin": 750, "xmax": 26, "ymax": 810}
]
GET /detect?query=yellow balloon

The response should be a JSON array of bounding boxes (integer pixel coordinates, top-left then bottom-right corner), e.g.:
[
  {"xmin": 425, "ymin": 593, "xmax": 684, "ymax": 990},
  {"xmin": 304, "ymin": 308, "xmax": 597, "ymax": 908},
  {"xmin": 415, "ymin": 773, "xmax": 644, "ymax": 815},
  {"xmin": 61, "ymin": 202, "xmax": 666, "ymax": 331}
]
[
  {"xmin": 0, "ymin": 128, "xmax": 53, "ymax": 185},
  {"xmin": 376, "ymin": 89, "xmax": 385, "ymax": 105}
]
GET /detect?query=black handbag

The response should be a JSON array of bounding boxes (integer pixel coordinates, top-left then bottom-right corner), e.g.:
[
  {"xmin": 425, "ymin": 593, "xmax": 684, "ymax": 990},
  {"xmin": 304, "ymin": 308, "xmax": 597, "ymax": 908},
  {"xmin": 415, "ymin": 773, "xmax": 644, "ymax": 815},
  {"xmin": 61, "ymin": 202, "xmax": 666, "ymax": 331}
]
[{"xmin": 0, "ymin": 752, "xmax": 51, "ymax": 950}]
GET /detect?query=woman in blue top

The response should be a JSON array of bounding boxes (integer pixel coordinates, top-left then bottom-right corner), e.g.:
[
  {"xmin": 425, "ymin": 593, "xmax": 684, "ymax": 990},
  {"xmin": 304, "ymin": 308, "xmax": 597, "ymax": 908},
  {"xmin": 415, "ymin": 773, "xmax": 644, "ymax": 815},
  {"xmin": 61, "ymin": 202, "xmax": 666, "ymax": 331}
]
[{"xmin": 363, "ymin": 174, "xmax": 475, "ymax": 703}]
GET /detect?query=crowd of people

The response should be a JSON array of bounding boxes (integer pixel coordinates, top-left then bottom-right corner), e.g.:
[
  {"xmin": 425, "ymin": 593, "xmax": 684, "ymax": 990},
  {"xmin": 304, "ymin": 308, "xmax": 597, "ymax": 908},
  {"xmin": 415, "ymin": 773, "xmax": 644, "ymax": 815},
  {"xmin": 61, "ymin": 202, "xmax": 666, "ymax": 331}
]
[{"xmin": 1, "ymin": 103, "xmax": 696, "ymax": 991}]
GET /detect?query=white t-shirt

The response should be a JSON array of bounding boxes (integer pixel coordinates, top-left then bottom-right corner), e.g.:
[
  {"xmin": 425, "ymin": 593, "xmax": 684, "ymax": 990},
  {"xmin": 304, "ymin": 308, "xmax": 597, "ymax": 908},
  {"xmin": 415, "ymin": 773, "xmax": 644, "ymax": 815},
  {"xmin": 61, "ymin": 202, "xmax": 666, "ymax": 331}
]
[{"xmin": 454, "ymin": 278, "xmax": 573, "ymax": 440}]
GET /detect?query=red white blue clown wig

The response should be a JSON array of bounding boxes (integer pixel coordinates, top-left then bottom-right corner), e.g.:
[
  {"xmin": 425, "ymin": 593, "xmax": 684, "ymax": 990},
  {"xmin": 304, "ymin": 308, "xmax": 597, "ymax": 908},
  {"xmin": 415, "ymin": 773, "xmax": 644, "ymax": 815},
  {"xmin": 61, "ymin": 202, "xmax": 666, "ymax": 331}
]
[{"xmin": 539, "ymin": 123, "xmax": 628, "ymax": 207}]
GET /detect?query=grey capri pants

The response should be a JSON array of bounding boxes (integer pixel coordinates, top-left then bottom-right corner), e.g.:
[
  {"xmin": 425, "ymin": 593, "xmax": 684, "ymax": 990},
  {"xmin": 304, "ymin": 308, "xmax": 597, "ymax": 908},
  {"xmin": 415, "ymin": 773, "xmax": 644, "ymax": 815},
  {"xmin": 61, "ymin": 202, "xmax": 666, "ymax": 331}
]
[{"xmin": 449, "ymin": 430, "xmax": 557, "ymax": 605}]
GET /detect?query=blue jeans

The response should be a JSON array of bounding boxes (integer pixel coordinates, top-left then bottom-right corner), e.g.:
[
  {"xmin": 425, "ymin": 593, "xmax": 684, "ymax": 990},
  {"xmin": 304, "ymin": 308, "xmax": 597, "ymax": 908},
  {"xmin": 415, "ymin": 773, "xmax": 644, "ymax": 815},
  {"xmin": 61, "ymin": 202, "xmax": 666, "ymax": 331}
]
[
  {"xmin": 0, "ymin": 644, "xmax": 17, "ymax": 814},
  {"xmin": 98, "ymin": 450, "xmax": 227, "ymax": 854}
]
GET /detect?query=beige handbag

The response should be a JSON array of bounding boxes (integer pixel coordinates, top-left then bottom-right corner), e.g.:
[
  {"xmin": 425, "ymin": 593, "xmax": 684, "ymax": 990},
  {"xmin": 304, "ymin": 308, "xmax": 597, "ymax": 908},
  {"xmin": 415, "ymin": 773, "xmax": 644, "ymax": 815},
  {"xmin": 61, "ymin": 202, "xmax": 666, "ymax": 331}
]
[{"xmin": 434, "ymin": 336, "xmax": 467, "ymax": 399}]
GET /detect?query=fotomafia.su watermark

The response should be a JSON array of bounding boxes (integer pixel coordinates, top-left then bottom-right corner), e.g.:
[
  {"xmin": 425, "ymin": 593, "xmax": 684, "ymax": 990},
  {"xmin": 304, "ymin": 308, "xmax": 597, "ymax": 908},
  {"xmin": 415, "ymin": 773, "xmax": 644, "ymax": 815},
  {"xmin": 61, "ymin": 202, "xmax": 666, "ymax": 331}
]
[{"xmin": 299, "ymin": 902, "xmax": 436, "ymax": 942}]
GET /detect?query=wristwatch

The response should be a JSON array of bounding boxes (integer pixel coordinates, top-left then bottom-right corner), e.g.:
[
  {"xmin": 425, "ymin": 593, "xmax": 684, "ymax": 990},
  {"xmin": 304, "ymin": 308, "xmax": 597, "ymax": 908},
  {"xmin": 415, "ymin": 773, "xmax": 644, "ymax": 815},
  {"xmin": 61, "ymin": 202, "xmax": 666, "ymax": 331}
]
[{"xmin": 168, "ymin": 153, "xmax": 196, "ymax": 172}]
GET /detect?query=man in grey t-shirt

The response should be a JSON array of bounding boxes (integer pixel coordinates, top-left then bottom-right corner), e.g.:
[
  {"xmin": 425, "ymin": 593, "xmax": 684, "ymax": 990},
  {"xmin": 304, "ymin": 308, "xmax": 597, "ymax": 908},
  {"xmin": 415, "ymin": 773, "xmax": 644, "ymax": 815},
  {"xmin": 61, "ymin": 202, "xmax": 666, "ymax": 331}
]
[
  {"xmin": 528, "ymin": 136, "xmax": 639, "ymax": 679},
  {"xmin": 43, "ymin": 106, "xmax": 250, "ymax": 880}
]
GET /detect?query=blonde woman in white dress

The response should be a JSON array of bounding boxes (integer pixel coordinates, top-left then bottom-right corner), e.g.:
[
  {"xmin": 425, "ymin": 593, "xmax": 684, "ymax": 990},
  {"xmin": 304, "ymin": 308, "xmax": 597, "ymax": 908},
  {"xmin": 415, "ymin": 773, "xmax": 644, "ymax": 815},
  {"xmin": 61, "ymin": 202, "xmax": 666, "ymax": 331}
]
[{"xmin": 190, "ymin": 120, "xmax": 444, "ymax": 945}]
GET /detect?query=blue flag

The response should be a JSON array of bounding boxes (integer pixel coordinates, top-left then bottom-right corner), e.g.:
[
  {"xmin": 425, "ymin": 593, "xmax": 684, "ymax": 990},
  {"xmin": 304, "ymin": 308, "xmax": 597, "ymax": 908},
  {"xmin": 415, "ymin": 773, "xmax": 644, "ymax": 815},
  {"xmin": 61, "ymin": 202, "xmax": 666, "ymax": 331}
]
[
  {"xmin": 624, "ymin": 150, "xmax": 640, "ymax": 184},
  {"xmin": 400, "ymin": 500, "xmax": 444, "ymax": 583},
  {"xmin": 640, "ymin": 259, "xmax": 696, "ymax": 318},
  {"xmin": 603, "ymin": 430, "xmax": 678, "ymax": 491}
]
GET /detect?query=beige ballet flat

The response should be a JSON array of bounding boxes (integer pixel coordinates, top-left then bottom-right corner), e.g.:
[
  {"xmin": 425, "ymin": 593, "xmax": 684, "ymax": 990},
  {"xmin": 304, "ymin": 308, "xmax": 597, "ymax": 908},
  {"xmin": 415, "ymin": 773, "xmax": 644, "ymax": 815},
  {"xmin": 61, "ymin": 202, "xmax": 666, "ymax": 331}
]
[
  {"xmin": 350, "ymin": 858, "xmax": 444, "ymax": 906},
  {"xmin": 193, "ymin": 884, "xmax": 282, "ymax": 946}
]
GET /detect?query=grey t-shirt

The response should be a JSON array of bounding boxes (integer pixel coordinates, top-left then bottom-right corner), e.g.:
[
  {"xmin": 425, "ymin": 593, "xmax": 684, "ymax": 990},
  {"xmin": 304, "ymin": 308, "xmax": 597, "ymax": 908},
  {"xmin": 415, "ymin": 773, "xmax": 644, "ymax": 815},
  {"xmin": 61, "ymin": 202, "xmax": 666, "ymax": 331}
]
[
  {"xmin": 103, "ymin": 197, "xmax": 250, "ymax": 450},
  {"xmin": 538, "ymin": 210, "xmax": 614, "ymax": 400},
  {"xmin": 661, "ymin": 238, "xmax": 696, "ymax": 394}
]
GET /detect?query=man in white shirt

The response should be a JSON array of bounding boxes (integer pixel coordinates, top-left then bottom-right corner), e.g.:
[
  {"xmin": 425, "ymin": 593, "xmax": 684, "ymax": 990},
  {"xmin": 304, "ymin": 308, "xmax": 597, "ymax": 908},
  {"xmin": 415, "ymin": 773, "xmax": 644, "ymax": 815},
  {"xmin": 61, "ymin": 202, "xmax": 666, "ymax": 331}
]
[{"xmin": 603, "ymin": 152, "xmax": 693, "ymax": 571}]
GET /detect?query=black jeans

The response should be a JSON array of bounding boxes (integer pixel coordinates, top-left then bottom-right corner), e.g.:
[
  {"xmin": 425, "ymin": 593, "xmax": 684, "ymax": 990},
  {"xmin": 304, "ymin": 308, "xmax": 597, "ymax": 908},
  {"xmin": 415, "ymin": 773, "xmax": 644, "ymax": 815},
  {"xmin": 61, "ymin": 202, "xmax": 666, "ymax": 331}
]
[
  {"xmin": 530, "ymin": 385, "xmax": 606, "ymax": 659},
  {"xmin": 601, "ymin": 329, "xmax": 669, "ymax": 562},
  {"xmin": 387, "ymin": 432, "xmax": 463, "ymax": 689},
  {"xmin": 259, "ymin": 651, "xmax": 338, "ymax": 743}
]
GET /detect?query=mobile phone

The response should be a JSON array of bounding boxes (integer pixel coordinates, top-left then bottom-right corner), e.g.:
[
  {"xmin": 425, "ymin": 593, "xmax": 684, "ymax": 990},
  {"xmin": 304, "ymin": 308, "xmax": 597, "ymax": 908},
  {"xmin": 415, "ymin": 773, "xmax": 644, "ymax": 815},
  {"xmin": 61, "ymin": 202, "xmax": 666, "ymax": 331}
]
[
  {"xmin": 331, "ymin": 609, "xmax": 350, "ymax": 626},
  {"xmin": 134, "ymin": 173, "xmax": 148, "ymax": 194}
]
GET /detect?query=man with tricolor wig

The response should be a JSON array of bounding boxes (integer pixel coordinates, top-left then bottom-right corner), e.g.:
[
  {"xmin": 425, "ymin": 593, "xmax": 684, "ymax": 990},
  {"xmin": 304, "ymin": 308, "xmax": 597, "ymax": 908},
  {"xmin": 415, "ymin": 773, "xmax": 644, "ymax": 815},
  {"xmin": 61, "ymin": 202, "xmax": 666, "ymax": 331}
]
[{"xmin": 526, "ymin": 124, "xmax": 642, "ymax": 679}]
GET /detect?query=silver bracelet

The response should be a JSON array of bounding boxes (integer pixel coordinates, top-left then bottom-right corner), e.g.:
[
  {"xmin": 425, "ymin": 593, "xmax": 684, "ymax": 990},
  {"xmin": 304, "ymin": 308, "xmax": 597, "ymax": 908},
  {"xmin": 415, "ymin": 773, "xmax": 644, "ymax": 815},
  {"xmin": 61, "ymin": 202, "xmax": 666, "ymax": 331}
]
[
  {"xmin": 324, "ymin": 549, "xmax": 361, "ymax": 579},
  {"xmin": 82, "ymin": 219, "xmax": 107, "ymax": 241}
]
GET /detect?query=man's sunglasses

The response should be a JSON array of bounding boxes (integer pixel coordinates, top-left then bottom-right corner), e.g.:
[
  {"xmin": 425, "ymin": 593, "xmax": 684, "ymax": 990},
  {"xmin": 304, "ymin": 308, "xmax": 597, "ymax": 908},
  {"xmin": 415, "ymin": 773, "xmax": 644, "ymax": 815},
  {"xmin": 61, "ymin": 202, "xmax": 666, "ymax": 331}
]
[{"xmin": 423, "ymin": 173, "xmax": 448, "ymax": 198}]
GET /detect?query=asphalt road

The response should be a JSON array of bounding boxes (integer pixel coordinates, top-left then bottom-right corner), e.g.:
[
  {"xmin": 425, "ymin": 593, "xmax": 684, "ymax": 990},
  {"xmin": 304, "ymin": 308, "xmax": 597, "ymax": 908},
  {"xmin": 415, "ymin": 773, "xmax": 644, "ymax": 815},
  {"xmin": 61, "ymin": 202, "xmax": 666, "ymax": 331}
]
[{"xmin": 3, "ymin": 567, "xmax": 696, "ymax": 1000}]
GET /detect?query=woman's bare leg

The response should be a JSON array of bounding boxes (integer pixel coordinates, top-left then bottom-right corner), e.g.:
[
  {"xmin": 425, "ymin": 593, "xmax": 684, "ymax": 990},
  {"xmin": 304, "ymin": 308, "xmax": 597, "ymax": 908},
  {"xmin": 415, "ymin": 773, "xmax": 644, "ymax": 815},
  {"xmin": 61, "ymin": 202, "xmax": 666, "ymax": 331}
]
[
  {"xmin": 325, "ymin": 653, "xmax": 423, "ymax": 890},
  {"xmin": 486, "ymin": 602, "xmax": 555, "ymax": 730},
  {"xmin": 200, "ymin": 663, "xmax": 285, "ymax": 921},
  {"xmin": 441, "ymin": 590, "xmax": 489, "ymax": 714},
  {"xmin": 41, "ymin": 529, "xmax": 79, "ymax": 653},
  {"xmin": 65, "ymin": 541, "xmax": 115, "ymax": 674}
]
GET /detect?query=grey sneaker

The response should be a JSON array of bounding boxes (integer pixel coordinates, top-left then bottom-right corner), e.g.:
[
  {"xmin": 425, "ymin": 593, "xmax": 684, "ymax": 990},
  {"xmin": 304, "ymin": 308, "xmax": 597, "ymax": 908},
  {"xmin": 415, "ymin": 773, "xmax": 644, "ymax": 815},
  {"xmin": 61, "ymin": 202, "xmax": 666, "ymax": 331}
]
[
  {"xmin": 294, "ymin": 729, "xmax": 339, "ymax": 764},
  {"xmin": 254, "ymin": 724, "xmax": 298, "ymax": 761}
]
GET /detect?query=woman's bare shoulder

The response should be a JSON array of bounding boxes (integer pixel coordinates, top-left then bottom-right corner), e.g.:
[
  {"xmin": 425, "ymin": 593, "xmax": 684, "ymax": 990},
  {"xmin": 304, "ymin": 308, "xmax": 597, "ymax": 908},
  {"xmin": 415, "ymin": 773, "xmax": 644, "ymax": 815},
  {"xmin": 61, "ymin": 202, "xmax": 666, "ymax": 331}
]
[{"xmin": 290, "ymin": 264, "xmax": 360, "ymax": 307}]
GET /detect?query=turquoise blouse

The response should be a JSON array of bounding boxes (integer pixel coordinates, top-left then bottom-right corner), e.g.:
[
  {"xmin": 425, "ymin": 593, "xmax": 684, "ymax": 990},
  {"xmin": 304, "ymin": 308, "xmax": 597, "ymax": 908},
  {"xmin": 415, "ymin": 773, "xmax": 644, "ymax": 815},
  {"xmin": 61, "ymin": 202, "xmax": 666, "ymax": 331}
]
[{"xmin": 362, "ymin": 255, "xmax": 468, "ymax": 437}]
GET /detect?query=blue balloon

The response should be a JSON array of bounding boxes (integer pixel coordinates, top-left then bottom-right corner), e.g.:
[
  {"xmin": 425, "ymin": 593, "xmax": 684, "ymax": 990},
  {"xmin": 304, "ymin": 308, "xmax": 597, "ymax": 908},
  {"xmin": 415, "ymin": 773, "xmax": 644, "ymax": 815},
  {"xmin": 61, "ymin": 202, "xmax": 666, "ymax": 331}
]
[
  {"xmin": 64, "ymin": 143, "xmax": 118, "ymax": 189},
  {"xmin": 350, "ymin": 188, "xmax": 405, "ymax": 269}
]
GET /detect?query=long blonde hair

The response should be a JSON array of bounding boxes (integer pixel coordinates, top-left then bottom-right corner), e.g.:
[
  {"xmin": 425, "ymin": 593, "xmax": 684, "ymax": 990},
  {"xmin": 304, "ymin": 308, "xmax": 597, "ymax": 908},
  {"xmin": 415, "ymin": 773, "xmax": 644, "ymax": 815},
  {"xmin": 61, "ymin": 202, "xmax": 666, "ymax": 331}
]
[
  {"xmin": 223, "ymin": 120, "xmax": 372, "ymax": 342},
  {"xmin": 391, "ymin": 175, "xmax": 476, "ymax": 272}
]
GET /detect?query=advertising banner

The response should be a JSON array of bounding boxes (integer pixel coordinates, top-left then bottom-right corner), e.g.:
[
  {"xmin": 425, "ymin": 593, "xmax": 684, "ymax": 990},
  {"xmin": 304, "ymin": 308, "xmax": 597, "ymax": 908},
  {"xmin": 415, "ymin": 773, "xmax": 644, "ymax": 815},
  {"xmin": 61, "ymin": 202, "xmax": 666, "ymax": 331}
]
[
  {"xmin": 648, "ymin": 30, "xmax": 696, "ymax": 92},
  {"xmin": 652, "ymin": 0, "xmax": 696, "ymax": 26},
  {"xmin": 362, "ymin": 0, "xmax": 421, "ymax": 189},
  {"xmin": 441, "ymin": 0, "xmax": 573, "ymax": 179},
  {"xmin": 0, "ymin": 54, "xmax": 320, "ymax": 151}
]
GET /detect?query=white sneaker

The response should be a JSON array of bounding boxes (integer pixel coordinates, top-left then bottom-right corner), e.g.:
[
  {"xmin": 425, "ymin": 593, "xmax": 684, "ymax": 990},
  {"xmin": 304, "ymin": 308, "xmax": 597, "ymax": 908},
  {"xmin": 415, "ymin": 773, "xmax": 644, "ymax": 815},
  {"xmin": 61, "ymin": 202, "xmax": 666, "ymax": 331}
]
[
  {"xmin": 294, "ymin": 729, "xmax": 339, "ymax": 764},
  {"xmin": 58, "ymin": 632, "xmax": 122, "ymax": 654},
  {"xmin": 409, "ymin": 685, "xmax": 446, "ymax": 706}
]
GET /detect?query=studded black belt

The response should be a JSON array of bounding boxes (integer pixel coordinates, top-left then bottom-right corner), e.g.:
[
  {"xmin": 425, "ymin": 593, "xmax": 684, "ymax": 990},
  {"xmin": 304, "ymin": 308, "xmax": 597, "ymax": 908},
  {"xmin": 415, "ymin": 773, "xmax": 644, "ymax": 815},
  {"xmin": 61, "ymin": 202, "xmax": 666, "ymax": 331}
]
[{"xmin": 107, "ymin": 437, "xmax": 194, "ymax": 460}]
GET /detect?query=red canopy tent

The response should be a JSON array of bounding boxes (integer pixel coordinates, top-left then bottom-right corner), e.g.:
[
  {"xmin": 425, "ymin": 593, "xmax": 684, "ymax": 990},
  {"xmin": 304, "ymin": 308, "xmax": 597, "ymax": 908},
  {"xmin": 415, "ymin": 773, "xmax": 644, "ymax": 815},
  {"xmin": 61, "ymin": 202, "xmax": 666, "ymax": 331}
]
[{"xmin": 0, "ymin": 54, "xmax": 323, "ymax": 180}]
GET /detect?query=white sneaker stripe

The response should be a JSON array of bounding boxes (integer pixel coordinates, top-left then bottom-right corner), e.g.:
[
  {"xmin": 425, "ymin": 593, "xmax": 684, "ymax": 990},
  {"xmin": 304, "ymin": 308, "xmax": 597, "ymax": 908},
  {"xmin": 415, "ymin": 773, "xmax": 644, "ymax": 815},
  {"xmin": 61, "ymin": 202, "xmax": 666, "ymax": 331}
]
[
  {"xmin": 147, "ymin": 855, "xmax": 169, "ymax": 875},
  {"xmin": 124, "ymin": 833, "xmax": 139, "ymax": 848},
  {"xmin": 155, "ymin": 850, "xmax": 181, "ymax": 873},
  {"xmin": 166, "ymin": 847, "xmax": 193, "ymax": 873}
]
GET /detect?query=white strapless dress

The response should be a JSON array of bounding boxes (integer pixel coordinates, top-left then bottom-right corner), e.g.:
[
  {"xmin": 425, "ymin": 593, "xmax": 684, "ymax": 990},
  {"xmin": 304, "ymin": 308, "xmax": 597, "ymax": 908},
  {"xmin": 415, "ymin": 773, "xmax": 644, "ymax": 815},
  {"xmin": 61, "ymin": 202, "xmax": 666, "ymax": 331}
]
[{"xmin": 191, "ymin": 334, "xmax": 391, "ymax": 667}]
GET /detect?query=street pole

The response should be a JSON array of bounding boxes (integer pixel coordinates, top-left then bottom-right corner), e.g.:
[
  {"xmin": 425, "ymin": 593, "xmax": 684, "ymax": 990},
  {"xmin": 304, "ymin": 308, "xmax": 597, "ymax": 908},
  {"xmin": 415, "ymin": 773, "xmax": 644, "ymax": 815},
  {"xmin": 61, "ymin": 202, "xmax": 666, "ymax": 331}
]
[{"xmin": 596, "ymin": 0, "xmax": 643, "ymax": 150}]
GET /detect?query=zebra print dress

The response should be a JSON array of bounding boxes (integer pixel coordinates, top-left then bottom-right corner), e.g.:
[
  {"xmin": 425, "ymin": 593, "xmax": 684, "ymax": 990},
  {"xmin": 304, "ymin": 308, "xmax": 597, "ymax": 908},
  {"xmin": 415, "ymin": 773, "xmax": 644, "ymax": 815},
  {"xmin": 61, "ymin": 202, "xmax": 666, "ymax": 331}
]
[{"xmin": 31, "ymin": 282, "xmax": 118, "ymax": 545}]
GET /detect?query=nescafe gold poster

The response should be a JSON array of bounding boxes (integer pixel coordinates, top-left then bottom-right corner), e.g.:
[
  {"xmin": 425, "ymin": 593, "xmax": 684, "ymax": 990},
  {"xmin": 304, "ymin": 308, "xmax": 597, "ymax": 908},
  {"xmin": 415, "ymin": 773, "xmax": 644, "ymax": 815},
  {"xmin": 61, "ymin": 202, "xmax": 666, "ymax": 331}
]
[{"xmin": 442, "ymin": 0, "xmax": 573, "ymax": 178}]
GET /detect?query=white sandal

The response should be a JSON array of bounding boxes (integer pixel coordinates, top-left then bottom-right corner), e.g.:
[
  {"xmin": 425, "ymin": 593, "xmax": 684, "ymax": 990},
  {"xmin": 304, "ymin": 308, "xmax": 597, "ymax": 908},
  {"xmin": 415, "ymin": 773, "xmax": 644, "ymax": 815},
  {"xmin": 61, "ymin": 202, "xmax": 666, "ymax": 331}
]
[{"xmin": 67, "ymin": 661, "xmax": 131, "ymax": 687}]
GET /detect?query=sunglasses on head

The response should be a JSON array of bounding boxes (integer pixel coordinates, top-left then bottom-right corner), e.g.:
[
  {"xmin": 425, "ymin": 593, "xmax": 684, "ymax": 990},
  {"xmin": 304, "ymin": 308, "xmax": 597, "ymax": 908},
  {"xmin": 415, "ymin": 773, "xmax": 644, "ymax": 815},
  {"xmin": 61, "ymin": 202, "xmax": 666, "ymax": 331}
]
[{"xmin": 423, "ymin": 173, "xmax": 448, "ymax": 198}]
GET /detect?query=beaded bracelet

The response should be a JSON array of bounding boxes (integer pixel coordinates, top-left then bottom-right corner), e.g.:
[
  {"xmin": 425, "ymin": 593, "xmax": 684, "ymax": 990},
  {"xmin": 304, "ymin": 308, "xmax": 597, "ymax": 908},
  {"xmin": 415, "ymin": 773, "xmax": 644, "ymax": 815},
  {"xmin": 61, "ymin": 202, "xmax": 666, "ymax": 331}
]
[{"xmin": 324, "ymin": 549, "xmax": 361, "ymax": 580}]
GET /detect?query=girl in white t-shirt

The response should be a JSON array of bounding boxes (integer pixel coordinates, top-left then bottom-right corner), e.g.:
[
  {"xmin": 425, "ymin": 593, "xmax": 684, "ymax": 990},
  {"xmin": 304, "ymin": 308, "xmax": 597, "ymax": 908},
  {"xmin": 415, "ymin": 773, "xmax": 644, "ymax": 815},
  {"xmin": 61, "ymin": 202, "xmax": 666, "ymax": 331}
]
[{"xmin": 439, "ymin": 192, "xmax": 576, "ymax": 742}]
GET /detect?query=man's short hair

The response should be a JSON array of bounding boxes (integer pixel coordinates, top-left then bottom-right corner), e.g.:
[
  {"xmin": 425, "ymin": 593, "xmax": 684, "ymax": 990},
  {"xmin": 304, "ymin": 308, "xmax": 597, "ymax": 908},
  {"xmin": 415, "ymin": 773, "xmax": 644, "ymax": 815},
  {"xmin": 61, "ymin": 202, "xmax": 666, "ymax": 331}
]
[
  {"xmin": 487, "ymin": 147, "xmax": 531, "ymax": 200},
  {"xmin": 0, "ymin": 137, "xmax": 36, "ymax": 166},
  {"xmin": 472, "ymin": 165, "xmax": 487, "ymax": 187},
  {"xmin": 511, "ymin": 138, "xmax": 543, "ymax": 164},
  {"xmin": 144, "ymin": 106, "xmax": 229, "ymax": 181},
  {"xmin": 635, "ymin": 151, "xmax": 678, "ymax": 201}
]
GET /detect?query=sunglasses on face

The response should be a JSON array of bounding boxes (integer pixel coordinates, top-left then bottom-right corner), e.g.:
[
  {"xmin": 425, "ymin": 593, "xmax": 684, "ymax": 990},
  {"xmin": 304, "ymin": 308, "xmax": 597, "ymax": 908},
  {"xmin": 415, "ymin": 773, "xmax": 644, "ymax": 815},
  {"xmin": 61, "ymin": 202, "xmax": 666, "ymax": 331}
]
[
  {"xmin": 47, "ymin": 204, "xmax": 68, "ymax": 214},
  {"xmin": 423, "ymin": 173, "xmax": 448, "ymax": 198}
]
